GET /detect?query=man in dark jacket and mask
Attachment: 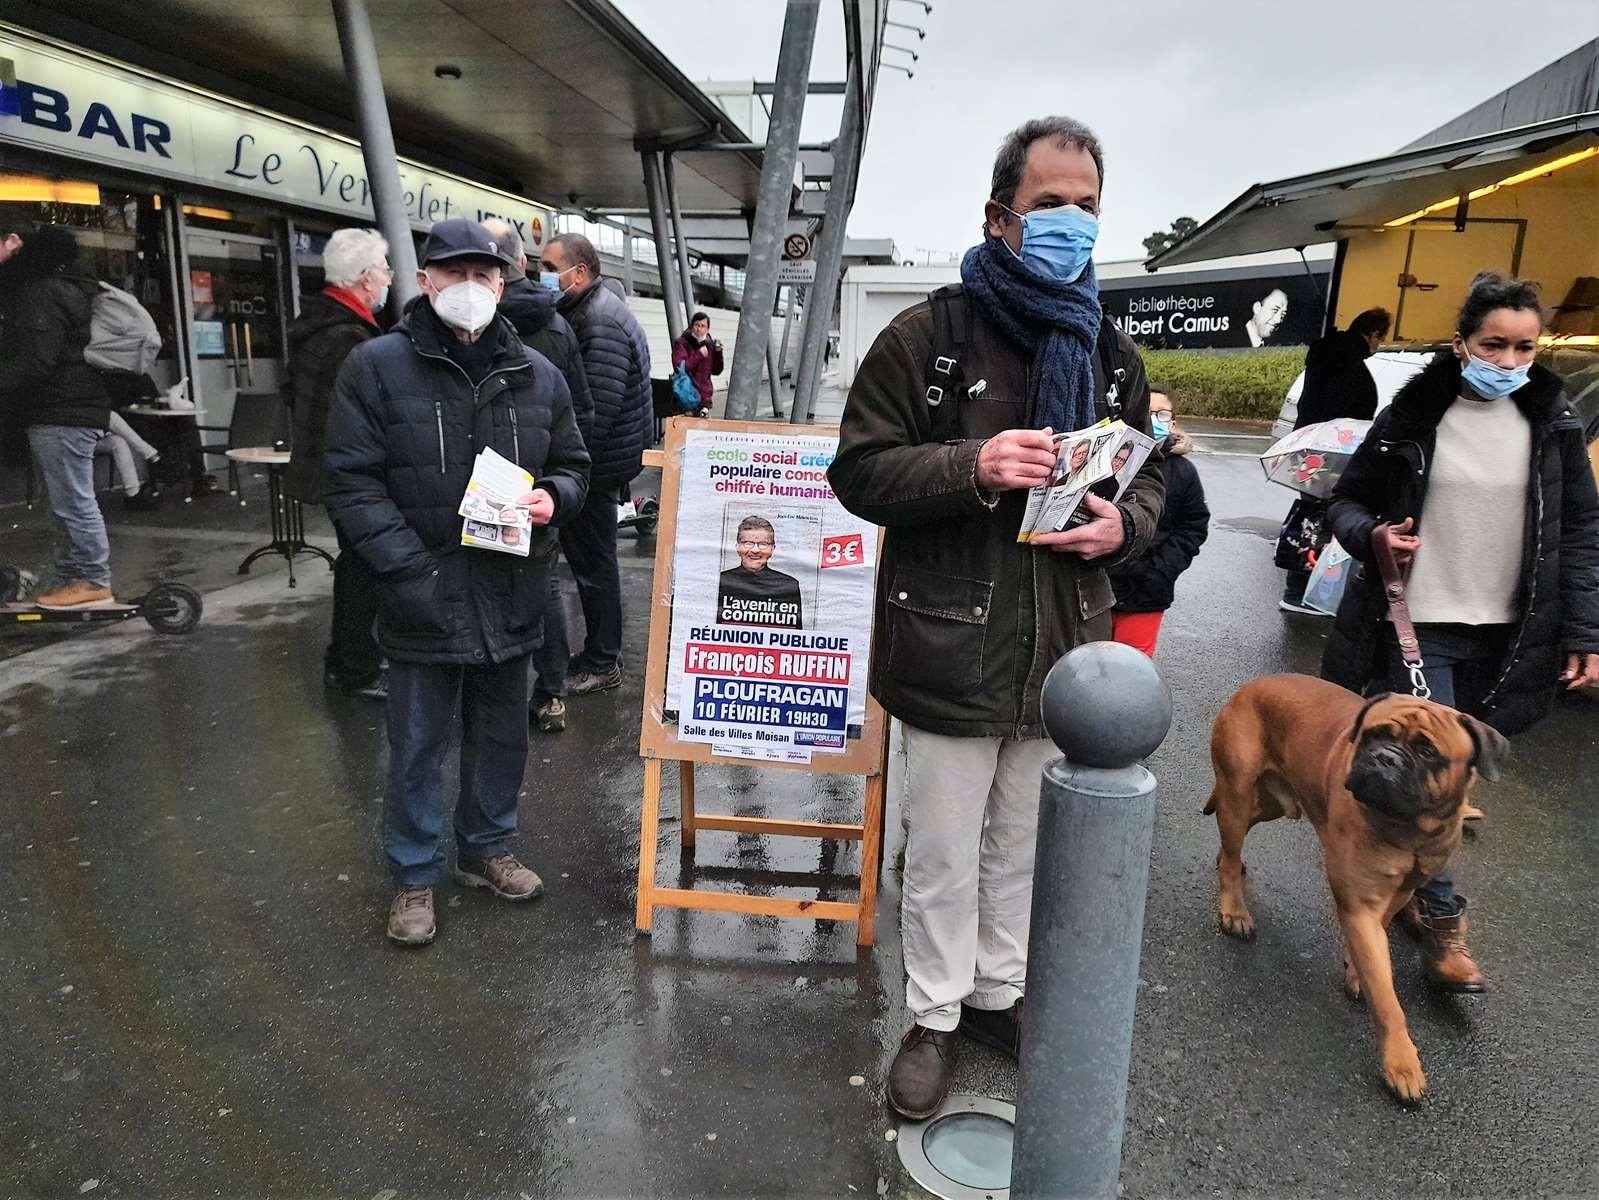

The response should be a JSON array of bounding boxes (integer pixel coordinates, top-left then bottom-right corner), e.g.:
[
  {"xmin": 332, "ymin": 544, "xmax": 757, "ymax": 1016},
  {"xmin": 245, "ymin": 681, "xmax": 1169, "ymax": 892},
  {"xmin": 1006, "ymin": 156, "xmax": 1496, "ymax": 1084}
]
[
  {"xmin": 538, "ymin": 232, "xmax": 651, "ymax": 695},
  {"xmin": 324, "ymin": 219, "xmax": 590, "ymax": 947},
  {"xmin": 829, "ymin": 116, "xmax": 1164, "ymax": 1119},
  {"xmin": 285, "ymin": 227, "xmax": 390, "ymax": 699},
  {"xmin": 484, "ymin": 219, "xmax": 593, "ymax": 733},
  {"xmin": 0, "ymin": 223, "xmax": 117, "ymax": 609}
]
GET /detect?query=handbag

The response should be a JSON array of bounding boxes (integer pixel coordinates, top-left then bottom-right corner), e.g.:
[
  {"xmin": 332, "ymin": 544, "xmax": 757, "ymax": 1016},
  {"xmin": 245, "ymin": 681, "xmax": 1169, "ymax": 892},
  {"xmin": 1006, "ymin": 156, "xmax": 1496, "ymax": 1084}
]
[
  {"xmin": 671, "ymin": 362, "xmax": 702, "ymax": 413},
  {"xmin": 1302, "ymin": 538, "xmax": 1351, "ymax": 616},
  {"xmin": 1274, "ymin": 496, "xmax": 1331, "ymax": 573}
]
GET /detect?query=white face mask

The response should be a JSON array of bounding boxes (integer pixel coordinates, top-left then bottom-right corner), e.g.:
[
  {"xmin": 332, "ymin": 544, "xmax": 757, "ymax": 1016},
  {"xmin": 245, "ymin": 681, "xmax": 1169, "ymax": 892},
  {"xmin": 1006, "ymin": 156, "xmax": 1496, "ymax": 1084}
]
[{"xmin": 431, "ymin": 280, "xmax": 499, "ymax": 333}]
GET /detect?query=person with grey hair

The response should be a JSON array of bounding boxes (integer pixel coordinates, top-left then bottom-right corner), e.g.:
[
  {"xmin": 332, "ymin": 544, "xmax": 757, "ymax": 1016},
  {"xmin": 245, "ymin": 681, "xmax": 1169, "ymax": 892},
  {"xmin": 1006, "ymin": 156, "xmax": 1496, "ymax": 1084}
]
[
  {"xmin": 537, "ymin": 231, "xmax": 651, "ymax": 695},
  {"xmin": 830, "ymin": 115, "xmax": 1165, "ymax": 1119},
  {"xmin": 285, "ymin": 227, "xmax": 392, "ymax": 699}
]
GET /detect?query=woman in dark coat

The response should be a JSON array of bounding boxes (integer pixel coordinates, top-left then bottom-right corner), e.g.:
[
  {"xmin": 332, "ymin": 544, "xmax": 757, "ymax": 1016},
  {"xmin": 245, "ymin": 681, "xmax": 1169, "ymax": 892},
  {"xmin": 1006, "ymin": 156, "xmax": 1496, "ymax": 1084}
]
[
  {"xmin": 1322, "ymin": 272, "xmax": 1599, "ymax": 992},
  {"xmin": 1108, "ymin": 386, "xmax": 1209, "ymax": 654},
  {"xmin": 670, "ymin": 311, "xmax": 723, "ymax": 416}
]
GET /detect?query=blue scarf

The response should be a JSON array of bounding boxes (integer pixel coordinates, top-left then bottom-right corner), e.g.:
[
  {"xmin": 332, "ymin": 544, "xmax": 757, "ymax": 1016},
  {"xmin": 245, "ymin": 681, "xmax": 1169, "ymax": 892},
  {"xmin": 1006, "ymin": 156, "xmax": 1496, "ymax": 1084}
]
[{"xmin": 959, "ymin": 232, "xmax": 1103, "ymax": 432}]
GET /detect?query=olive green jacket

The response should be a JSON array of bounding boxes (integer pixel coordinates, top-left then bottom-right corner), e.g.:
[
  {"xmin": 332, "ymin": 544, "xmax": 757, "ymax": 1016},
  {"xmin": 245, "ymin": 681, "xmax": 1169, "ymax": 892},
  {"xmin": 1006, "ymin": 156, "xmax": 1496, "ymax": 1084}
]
[{"xmin": 828, "ymin": 289, "xmax": 1165, "ymax": 738}]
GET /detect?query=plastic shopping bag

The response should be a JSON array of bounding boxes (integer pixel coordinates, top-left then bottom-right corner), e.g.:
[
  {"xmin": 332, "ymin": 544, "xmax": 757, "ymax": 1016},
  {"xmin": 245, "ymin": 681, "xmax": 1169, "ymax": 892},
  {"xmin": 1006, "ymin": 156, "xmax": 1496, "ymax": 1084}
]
[{"xmin": 1303, "ymin": 537, "xmax": 1352, "ymax": 616}]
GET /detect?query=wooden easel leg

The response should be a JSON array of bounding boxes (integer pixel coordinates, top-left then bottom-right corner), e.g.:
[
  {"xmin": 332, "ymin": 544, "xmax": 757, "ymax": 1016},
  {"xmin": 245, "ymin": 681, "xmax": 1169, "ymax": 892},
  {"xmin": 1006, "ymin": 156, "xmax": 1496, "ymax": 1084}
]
[
  {"xmin": 856, "ymin": 742, "xmax": 890, "ymax": 948},
  {"xmin": 680, "ymin": 760, "xmax": 697, "ymax": 850},
  {"xmin": 636, "ymin": 758, "xmax": 662, "ymax": 934}
]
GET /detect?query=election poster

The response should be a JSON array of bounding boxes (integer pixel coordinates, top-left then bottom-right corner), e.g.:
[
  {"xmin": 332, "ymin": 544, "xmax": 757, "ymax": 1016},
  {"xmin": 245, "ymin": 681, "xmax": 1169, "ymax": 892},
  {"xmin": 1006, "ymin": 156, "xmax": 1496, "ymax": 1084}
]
[{"xmin": 663, "ymin": 427, "xmax": 876, "ymax": 762}]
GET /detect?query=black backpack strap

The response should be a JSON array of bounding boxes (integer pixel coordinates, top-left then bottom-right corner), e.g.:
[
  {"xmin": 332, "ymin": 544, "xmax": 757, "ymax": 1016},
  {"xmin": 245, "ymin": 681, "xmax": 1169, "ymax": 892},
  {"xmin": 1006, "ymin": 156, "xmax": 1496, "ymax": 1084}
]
[
  {"xmin": 1095, "ymin": 314, "xmax": 1128, "ymax": 423},
  {"xmin": 924, "ymin": 285, "xmax": 970, "ymax": 441}
]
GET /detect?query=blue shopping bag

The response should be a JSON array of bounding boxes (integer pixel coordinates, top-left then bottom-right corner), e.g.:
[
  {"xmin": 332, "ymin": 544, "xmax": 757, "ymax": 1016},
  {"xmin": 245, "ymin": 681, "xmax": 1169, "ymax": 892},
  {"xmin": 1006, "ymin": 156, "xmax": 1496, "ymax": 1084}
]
[{"xmin": 671, "ymin": 363, "xmax": 702, "ymax": 413}]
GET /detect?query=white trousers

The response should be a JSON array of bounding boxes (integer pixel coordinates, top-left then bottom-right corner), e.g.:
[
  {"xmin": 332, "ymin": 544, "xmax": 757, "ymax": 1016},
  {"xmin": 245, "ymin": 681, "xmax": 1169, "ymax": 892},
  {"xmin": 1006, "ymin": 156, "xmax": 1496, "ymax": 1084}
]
[{"xmin": 899, "ymin": 723, "xmax": 1058, "ymax": 1031}]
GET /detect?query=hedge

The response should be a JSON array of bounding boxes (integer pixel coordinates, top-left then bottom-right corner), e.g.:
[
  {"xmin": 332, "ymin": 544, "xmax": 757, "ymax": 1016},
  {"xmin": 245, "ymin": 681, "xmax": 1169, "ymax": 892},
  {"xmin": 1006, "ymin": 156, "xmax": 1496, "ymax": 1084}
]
[{"xmin": 1140, "ymin": 348, "xmax": 1306, "ymax": 422}]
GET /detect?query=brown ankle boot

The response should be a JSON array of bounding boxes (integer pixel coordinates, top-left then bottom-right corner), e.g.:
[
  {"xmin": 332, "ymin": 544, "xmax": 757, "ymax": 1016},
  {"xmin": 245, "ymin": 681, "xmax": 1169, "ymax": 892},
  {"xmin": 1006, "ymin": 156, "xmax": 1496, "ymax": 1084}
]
[{"xmin": 1399, "ymin": 897, "xmax": 1487, "ymax": 992}]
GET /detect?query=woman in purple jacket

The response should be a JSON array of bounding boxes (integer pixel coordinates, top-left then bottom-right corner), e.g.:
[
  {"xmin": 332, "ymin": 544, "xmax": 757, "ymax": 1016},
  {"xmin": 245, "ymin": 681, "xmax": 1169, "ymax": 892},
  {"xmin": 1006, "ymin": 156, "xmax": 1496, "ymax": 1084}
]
[{"xmin": 671, "ymin": 311, "xmax": 724, "ymax": 416}]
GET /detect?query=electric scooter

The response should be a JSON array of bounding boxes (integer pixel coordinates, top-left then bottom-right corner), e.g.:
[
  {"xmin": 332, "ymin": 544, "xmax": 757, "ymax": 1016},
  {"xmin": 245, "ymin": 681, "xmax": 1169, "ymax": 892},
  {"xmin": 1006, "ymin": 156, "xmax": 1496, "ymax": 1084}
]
[{"xmin": 1, "ymin": 578, "xmax": 203, "ymax": 636}]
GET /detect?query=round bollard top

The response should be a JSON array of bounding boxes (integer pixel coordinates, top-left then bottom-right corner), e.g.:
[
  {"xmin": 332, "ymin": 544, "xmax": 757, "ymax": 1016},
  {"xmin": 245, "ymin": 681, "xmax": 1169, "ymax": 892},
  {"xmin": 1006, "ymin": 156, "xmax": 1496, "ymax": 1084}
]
[{"xmin": 1041, "ymin": 641, "xmax": 1172, "ymax": 767}]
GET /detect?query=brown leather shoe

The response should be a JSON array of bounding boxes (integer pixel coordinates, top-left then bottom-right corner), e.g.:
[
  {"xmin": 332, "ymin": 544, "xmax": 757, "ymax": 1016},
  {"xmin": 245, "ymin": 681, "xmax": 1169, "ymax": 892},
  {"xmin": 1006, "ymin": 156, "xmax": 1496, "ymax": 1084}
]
[
  {"xmin": 34, "ymin": 581, "xmax": 115, "ymax": 609},
  {"xmin": 455, "ymin": 853, "xmax": 545, "ymax": 901},
  {"xmin": 887, "ymin": 1024, "xmax": 956, "ymax": 1119},
  {"xmin": 1399, "ymin": 897, "xmax": 1487, "ymax": 992},
  {"xmin": 386, "ymin": 887, "xmax": 436, "ymax": 946},
  {"xmin": 959, "ymin": 999, "xmax": 1023, "ymax": 1061}
]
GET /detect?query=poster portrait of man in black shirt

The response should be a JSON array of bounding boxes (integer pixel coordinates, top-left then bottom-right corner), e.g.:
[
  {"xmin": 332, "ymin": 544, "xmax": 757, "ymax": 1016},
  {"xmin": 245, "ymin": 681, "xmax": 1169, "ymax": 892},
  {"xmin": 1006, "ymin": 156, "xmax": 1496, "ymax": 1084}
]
[{"xmin": 717, "ymin": 515, "xmax": 804, "ymax": 629}]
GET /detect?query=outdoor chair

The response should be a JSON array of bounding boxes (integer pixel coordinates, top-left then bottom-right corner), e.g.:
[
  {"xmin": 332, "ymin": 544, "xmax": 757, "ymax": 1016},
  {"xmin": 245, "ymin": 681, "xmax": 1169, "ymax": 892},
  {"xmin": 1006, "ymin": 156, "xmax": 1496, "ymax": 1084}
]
[{"xmin": 200, "ymin": 389, "xmax": 289, "ymax": 504}]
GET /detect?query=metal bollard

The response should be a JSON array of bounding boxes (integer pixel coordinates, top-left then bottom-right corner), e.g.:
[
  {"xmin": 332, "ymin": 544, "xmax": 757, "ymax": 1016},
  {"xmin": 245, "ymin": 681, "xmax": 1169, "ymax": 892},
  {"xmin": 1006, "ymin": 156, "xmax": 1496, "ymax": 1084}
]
[{"xmin": 1010, "ymin": 642, "xmax": 1172, "ymax": 1200}]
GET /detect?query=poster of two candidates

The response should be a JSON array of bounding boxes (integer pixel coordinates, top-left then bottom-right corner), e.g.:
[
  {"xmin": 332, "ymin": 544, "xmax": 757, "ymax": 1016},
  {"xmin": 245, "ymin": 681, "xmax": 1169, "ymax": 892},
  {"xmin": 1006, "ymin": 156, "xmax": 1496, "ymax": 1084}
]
[{"xmin": 665, "ymin": 428, "xmax": 877, "ymax": 763}]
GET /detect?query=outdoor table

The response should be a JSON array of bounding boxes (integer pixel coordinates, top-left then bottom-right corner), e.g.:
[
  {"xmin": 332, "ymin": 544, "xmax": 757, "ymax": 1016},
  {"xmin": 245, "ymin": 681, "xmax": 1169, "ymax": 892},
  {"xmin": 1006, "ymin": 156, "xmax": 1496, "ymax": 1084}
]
[
  {"xmin": 123, "ymin": 404, "xmax": 206, "ymax": 419},
  {"xmin": 225, "ymin": 447, "xmax": 334, "ymax": 588}
]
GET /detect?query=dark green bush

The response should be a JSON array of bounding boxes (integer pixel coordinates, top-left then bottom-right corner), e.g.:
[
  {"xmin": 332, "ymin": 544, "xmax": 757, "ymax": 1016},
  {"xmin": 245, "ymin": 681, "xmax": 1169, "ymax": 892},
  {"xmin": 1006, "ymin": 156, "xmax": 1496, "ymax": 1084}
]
[{"xmin": 1140, "ymin": 348, "xmax": 1305, "ymax": 421}]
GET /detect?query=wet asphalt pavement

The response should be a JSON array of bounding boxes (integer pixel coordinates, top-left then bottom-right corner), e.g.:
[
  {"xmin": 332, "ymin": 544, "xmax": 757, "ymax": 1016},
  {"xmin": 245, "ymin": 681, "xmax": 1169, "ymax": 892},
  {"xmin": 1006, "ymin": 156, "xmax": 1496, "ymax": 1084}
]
[{"xmin": 3, "ymin": 440, "xmax": 1598, "ymax": 1199}]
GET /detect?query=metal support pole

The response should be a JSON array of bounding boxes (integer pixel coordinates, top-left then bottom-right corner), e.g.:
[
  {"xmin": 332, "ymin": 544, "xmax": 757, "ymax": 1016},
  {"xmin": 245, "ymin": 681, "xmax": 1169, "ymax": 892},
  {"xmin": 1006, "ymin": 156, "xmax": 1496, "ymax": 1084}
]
[
  {"xmin": 641, "ymin": 151, "xmax": 684, "ymax": 344},
  {"xmin": 662, "ymin": 152, "xmax": 698, "ymax": 323},
  {"xmin": 621, "ymin": 226, "xmax": 636, "ymax": 295},
  {"xmin": 765, "ymin": 321, "xmax": 784, "ymax": 418},
  {"xmin": 777, "ymin": 285, "xmax": 798, "ymax": 380},
  {"xmin": 726, "ymin": 0, "xmax": 819, "ymax": 420},
  {"xmin": 1010, "ymin": 644, "xmax": 1172, "ymax": 1200},
  {"xmin": 331, "ymin": 0, "xmax": 418, "ymax": 306},
  {"xmin": 790, "ymin": 63, "xmax": 862, "ymax": 424}
]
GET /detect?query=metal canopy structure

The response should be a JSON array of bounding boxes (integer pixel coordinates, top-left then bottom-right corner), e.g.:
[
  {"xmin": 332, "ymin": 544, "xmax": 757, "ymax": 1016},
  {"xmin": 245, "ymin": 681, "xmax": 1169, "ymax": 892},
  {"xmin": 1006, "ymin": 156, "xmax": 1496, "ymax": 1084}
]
[
  {"xmin": 1146, "ymin": 113, "xmax": 1599, "ymax": 270},
  {"xmin": 8, "ymin": 0, "xmax": 765, "ymax": 214}
]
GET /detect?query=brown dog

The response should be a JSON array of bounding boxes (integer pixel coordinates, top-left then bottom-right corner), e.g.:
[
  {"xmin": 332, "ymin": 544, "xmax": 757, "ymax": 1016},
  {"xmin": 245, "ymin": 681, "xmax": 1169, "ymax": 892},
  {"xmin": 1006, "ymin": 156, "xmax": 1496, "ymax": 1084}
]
[{"xmin": 1206, "ymin": 673, "xmax": 1509, "ymax": 1102}]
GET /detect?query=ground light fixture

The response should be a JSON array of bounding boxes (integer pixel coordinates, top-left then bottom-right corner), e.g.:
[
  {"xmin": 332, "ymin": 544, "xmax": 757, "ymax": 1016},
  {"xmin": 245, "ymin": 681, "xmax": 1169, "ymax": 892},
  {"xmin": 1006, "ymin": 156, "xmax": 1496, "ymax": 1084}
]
[
  {"xmin": 1384, "ymin": 145, "xmax": 1599, "ymax": 227},
  {"xmin": 433, "ymin": 64, "xmax": 462, "ymax": 80},
  {"xmin": 896, "ymin": 1094, "xmax": 1015, "ymax": 1200}
]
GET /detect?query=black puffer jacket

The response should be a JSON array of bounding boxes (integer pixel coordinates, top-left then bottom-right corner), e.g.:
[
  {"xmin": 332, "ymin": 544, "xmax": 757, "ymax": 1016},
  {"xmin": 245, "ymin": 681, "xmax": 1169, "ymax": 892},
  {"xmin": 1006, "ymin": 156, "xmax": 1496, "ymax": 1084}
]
[
  {"xmin": 498, "ymin": 277, "xmax": 593, "ymax": 441},
  {"xmin": 0, "ymin": 226, "xmax": 111, "ymax": 430},
  {"xmin": 557, "ymin": 279, "xmax": 651, "ymax": 489},
  {"xmin": 322, "ymin": 301, "xmax": 590, "ymax": 666},
  {"xmin": 1321, "ymin": 353, "xmax": 1599, "ymax": 734},
  {"xmin": 1295, "ymin": 329, "xmax": 1377, "ymax": 429},
  {"xmin": 1109, "ymin": 430, "xmax": 1210, "ymax": 612},
  {"xmin": 283, "ymin": 289, "xmax": 378, "ymax": 503}
]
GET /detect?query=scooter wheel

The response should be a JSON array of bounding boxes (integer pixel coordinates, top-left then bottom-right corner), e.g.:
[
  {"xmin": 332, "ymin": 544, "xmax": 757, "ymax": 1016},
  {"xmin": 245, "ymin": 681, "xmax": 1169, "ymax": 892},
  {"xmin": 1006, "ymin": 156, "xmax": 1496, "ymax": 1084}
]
[{"xmin": 142, "ymin": 582, "xmax": 203, "ymax": 635}]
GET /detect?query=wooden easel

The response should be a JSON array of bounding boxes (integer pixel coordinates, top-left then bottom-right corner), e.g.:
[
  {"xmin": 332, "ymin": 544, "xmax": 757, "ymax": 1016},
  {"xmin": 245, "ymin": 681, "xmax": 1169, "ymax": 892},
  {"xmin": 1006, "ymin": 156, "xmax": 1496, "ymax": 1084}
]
[{"xmin": 635, "ymin": 417, "xmax": 890, "ymax": 947}]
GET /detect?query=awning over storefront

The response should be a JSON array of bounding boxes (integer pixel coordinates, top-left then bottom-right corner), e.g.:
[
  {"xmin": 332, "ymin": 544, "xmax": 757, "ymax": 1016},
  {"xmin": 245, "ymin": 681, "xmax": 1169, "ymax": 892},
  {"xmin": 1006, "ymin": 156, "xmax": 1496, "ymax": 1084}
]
[
  {"xmin": 1147, "ymin": 113, "xmax": 1599, "ymax": 270},
  {"xmin": 6, "ymin": 0, "xmax": 766, "ymax": 218}
]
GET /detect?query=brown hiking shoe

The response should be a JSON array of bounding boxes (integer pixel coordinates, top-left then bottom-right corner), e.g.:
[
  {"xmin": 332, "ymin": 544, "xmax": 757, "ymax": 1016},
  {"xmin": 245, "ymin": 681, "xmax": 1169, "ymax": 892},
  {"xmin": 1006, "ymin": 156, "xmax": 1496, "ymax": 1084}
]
[
  {"xmin": 386, "ymin": 887, "xmax": 436, "ymax": 946},
  {"xmin": 34, "ymin": 581, "xmax": 115, "ymax": 609},
  {"xmin": 455, "ymin": 853, "xmax": 544, "ymax": 901},
  {"xmin": 887, "ymin": 1024, "xmax": 956, "ymax": 1119},
  {"xmin": 1399, "ymin": 897, "xmax": 1487, "ymax": 992}
]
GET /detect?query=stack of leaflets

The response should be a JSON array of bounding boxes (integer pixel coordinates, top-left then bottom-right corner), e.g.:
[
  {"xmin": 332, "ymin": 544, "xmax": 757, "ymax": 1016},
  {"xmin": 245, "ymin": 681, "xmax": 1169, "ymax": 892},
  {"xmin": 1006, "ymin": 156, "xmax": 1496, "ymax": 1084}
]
[
  {"xmin": 459, "ymin": 446, "xmax": 536, "ymax": 557},
  {"xmin": 1016, "ymin": 419, "xmax": 1156, "ymax": 543}
]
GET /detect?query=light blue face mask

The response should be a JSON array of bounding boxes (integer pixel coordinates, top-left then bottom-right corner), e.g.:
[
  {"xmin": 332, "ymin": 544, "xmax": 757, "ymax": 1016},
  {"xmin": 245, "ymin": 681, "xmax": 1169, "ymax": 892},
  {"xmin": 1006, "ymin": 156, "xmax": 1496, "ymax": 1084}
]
[
  {"xmin": 375, "ymin": 285, "xmax": 390, "ymax": 311},
  {"xmin": 1150, "ymin": 414, "xmax": 1171, "ymax": 441},
  {"xmin": 1460, "ymin": 351, "xmax": 1531, "ymax": 400},
  {"xmin": 539, "ymin": 270, "xmax": 563, "ymax": 294},
  {"xmin": 1001, "ymin": 201, "xmax": 1099, "ymax": 284}
]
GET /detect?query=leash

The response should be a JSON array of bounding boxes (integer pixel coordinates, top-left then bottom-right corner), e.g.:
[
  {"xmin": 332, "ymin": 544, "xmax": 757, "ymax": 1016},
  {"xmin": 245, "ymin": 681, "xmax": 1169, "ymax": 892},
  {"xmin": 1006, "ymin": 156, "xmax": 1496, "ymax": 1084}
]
[{"xmin": 1371, "ymin": 523, "xmax": 1431, "ymax": 700}]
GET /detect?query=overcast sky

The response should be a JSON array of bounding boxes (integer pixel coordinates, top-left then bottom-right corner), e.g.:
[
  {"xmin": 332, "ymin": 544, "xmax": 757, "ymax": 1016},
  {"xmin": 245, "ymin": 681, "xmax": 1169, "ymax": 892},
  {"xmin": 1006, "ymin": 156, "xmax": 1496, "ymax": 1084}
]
[{"xmin": 617, "ymin": 1, "xmax": 1597, "ymax": 263}]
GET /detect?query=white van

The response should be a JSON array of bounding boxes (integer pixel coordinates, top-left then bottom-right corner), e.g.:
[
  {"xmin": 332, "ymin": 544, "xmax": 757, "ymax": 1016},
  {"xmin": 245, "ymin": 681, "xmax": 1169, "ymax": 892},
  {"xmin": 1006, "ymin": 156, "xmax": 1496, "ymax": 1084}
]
[{"xmin": 1269, "ymin": 351, "xmax": 1435, "ymax": 441}]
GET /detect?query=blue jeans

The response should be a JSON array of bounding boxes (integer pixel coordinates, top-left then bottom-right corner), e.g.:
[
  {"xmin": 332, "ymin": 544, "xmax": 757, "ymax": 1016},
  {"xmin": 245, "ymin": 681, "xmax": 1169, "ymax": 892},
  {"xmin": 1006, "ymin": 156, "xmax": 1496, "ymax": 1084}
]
[
  {"xmin": 560, "ymin": 482, "xmax": 624, "ymax": 673},
  {"xmin": 28, "ymin": 424, "xmax": 111, "ymax": 588},
  {"xmin": 384, "ymin": 655, "xmax": 531, "ymax": 887},
  {"xmin": 1382, "ymin": 622, "xmax": 1511, "ymax": 916},
  {"xmin": 530, "ymin": 568, "xmax": 568, "ymax": 705}
]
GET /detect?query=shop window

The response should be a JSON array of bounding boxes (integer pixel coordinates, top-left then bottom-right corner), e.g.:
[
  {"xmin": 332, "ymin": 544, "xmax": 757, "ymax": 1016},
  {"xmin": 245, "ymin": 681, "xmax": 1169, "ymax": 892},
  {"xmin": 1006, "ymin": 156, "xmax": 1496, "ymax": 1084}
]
[{"xmin": 0, "ymin": 186, "xmax": 180, "ymax": 367}]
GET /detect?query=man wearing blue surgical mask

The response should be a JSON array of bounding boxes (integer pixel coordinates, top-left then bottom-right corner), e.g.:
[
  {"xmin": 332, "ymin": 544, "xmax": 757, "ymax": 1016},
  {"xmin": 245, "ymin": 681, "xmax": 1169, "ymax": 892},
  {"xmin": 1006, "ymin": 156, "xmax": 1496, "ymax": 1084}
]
[{"xmin": 830, "ymin": 116, "xmax": 1166, "ymax": 1120}]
